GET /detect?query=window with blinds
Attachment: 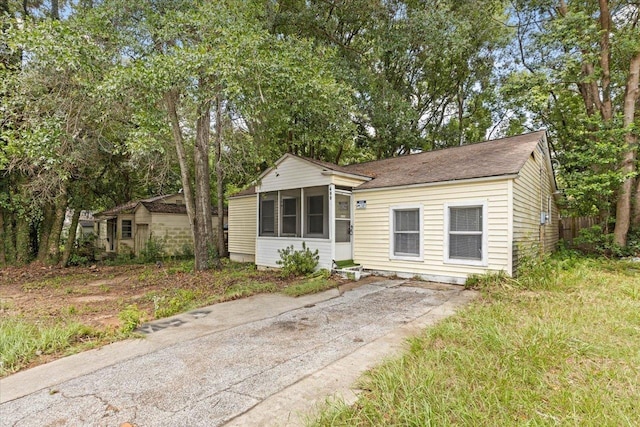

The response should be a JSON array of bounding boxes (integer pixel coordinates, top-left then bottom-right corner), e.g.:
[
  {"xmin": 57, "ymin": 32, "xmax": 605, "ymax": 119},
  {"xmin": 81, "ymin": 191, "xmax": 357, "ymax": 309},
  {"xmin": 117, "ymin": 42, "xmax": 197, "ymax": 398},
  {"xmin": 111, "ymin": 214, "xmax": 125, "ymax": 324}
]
[
  {"xmin": 393, "ymin": 209, "xmax": 420, "ymax": 256},
  {"xmin": 448, "ymin": 206, "xmax": 482, "ymax": 260}
]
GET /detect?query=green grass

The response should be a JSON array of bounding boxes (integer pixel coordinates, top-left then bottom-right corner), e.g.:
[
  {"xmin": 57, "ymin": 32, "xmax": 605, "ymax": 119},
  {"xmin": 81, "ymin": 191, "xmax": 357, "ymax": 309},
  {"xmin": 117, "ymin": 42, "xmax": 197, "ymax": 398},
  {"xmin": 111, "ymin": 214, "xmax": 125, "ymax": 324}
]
[
  {"xmin": 282, "ymin": 276, "xmax": 338, "ymax": 297},
  {"xmin": 309, "ymin": 254, "xmax": 640, "ymax": 426},
  {"xmin": 0, "ymin": 318, "xmax": 103, "ymax": 376}
]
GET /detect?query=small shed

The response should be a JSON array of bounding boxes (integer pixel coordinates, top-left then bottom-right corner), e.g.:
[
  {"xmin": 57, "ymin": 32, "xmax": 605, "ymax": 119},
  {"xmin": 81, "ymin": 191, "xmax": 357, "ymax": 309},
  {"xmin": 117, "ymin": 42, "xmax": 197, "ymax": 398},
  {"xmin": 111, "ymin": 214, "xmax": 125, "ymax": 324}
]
[{"xmin": 95, "ymin": 194, "xmax": 227, "ymax": 257}]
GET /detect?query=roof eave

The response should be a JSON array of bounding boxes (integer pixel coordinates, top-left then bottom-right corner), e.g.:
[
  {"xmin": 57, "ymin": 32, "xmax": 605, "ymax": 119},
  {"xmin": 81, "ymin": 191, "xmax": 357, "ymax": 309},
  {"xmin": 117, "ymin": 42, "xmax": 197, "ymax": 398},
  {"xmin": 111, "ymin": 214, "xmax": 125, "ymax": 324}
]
[
  {"xmin": 320, "ymin": 170, "xmax": 373, "ymax": 181},
  {"xmin": 353, "ymin": 173, "xmax": 520, "ymax": 192}
]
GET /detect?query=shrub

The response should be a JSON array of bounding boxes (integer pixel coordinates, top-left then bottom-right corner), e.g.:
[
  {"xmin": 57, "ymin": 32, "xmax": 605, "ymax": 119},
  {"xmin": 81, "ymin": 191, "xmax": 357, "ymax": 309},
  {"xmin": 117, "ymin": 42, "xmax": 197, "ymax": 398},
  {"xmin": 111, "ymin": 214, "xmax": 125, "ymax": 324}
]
[
  {"xmin": 153, "ymin": 289, "xmax": 198, "ymax": 318},
  {"xmin": 118, "ymin": 304, "xmax": 143, "ymax": 334},
  {"xmin": 276, "ymin": 242, "xmax": 319, "ymax": 277},
  {"xmin": 177, "ymin": 242, "xmax": 194, "ymax": 259},
  {"xmin": 139, "ymin": 237, "xmax": 166, "ymax": 263}
]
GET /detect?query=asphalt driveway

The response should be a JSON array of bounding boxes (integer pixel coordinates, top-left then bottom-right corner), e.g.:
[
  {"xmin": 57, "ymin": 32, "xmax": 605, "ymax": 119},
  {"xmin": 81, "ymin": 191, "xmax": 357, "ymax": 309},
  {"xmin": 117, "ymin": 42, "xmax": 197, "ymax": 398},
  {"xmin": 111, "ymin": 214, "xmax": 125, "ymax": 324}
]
[{"xmin": 0, "ymin": 279, "xmax": 477, "ymax": 427}]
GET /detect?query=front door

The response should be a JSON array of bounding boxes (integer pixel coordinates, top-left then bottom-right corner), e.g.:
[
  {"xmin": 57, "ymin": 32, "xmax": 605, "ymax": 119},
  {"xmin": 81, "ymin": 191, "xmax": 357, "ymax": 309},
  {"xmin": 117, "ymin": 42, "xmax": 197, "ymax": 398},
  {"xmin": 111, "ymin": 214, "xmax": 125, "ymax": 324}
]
[
  {"xmin": 334, "ymin": 192, "xmax": 353, "ymax": 261},
  {"xmin": 135, "ymin": 224, "xmax": 149, "ymax": 255}
]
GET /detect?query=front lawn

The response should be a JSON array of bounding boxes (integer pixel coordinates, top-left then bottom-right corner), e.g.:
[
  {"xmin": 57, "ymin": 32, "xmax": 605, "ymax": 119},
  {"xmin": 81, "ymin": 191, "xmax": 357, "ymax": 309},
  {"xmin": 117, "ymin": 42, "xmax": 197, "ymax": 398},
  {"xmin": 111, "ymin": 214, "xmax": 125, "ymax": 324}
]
[
  {"xmin": 0, "ymin": 260, "xmax": 339, "ymax": 377},
  {"xmin": 310, "ymin": 254, "xmax": 640, "ymax": 426}
]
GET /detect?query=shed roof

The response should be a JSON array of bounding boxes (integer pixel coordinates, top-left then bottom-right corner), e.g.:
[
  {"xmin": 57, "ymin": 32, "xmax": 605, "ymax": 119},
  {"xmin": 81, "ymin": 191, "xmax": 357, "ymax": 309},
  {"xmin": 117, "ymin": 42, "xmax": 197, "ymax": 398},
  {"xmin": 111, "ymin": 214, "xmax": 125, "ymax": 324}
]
[
  {"xmin": 139, "ymin": 201, "xmax": 226, "ymax": 216},
  {"xmin": 95, "ymin": 195, "xmax": 173, "ymax": 218}
]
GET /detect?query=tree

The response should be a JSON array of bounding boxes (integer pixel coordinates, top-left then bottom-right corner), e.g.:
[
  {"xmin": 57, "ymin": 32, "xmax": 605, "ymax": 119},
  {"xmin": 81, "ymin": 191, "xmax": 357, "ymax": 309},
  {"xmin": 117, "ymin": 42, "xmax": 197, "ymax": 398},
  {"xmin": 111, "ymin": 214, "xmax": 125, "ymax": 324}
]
[
  {"xmin": 268, "ymin": 0, "xmax": 510, "ymax": 158},
  {"xmin": 100, "ymin": 0, "xmax": 355, "ymax": 269},
  {"xmin": 506, "ymin": 0, "xmax": 640, "ymax": 246}
]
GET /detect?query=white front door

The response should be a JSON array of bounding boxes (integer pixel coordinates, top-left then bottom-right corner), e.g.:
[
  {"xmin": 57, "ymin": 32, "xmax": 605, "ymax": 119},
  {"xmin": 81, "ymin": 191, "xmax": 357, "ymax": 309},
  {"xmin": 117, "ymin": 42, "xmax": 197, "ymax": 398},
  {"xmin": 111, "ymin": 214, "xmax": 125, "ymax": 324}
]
[{"xmin": 334, "ymin": 192, "xmax": 353, "ymax": 261}]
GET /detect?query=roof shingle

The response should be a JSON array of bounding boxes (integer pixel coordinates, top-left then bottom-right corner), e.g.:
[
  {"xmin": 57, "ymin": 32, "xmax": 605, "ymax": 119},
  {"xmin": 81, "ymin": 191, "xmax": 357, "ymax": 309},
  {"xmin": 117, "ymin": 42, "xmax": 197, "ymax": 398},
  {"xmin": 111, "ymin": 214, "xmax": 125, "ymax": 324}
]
[{"xmin": 344, "ymin": 131, "xmax": 546, "ymax": 190}]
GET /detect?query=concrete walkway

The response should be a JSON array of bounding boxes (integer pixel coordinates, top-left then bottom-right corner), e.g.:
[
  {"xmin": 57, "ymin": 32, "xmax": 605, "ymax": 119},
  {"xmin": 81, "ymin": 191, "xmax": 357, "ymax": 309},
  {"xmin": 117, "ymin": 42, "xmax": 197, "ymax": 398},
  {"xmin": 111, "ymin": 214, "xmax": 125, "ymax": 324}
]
[{"xmin": 0, "ymin": 280, "xmax": 477, "ymax": 427}]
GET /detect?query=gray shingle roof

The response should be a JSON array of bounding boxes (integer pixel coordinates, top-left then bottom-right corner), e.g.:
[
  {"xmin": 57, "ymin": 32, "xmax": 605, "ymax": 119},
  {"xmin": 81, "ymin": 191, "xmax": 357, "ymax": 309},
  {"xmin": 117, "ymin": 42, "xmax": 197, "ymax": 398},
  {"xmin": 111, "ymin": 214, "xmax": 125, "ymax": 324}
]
[{"xmin": 95, "ymin": 195, "xmax": 173, "ymax": 217}]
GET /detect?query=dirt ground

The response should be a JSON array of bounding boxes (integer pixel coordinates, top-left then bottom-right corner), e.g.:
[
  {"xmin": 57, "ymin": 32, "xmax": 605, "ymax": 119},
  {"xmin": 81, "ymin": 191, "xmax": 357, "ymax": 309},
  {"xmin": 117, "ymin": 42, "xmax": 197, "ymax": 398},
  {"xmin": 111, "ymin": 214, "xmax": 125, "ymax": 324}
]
[{"xmin": 0, "ymin": 262, "xmax": 301, "ymax": 331}]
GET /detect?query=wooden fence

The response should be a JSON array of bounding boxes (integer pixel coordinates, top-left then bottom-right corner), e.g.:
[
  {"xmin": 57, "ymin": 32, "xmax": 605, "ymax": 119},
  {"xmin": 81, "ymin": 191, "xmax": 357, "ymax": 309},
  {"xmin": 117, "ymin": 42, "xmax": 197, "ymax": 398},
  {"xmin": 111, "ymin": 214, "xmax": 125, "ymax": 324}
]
[{"xmin": 559, "ymin": 216, "xmax": 599, "ymax": 245}]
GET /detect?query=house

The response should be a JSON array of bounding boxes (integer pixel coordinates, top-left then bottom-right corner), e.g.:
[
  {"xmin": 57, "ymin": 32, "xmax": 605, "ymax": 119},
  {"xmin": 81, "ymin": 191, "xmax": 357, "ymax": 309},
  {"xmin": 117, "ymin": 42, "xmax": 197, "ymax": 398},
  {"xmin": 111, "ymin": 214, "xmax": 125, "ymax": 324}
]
[
  {"xmin": 62, "ymin": 210, "xmax": 96, "ymax": 239},
  {"xmin": 228, "ymin": 131, "xmax": 559, "ymax": 284},
  {"xmin": 94, "ymin": 194, "xmax": 228, "ymax": 257}
]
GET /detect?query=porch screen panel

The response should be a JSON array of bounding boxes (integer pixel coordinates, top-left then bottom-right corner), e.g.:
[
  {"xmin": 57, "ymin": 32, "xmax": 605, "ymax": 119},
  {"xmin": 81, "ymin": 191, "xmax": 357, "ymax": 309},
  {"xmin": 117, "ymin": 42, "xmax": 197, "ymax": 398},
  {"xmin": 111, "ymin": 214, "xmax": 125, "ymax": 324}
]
[
  {"xmin": 307, "ymin": 195, "xmax": 324, "ymax": 235},
  {"xmin": 282, "ymin": 198, "xmax": 297, "ymax": 235},
  {"xmin": 259, "ymin": 194, "xmax": 276, "ymax": 236}
]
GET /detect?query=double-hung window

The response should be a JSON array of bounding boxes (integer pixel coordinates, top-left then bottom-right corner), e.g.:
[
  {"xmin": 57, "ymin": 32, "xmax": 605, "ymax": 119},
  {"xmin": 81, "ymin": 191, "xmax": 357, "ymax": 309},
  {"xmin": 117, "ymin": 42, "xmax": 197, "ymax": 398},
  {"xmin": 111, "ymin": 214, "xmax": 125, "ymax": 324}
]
[
  {"xmin": 445, "ymin": 201, "xmax": 486, "ymax": 265},
  {"xmin": 390, "ymin": 205, "xmax": 422, "ymax": 260},
  {"xmin": 121, "ymin": 220, "xmax": 132, "ymax": 239}
]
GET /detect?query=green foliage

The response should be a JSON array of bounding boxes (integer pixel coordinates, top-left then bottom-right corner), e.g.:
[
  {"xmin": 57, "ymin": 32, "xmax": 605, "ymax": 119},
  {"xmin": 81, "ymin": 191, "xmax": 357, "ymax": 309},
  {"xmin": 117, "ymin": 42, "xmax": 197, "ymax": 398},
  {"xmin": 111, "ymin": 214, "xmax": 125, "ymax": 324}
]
[
  {"xmin": 177, "ymin": 242, "xmax": 194, "ymax": 259},
  {"xmin": 311, "ymin": 255, "xmax": 640, "ymax": 426},
  {"xmin": 167, "ymin": 260, "xmax": 195, "ymax": 274},
  {"xmin": 464, "ymin": 271, "xmax": 509, "ymax": 290},
  {"xmin": 514, "ymin": 252, "xmax": 558, "ymax": 290},
  {"xmin": 153, "ymin": 289, "xmax": 199, "ymax": 319},
  {"xmin": 139, "ymin": 237, "xmax": 166, "ymax": 264},
  {"xmin": 573, "ymin": 226, "xmax": 640, "ymax": 257},
  {"xmin": 276, "ymin": 242, "xmax": 319, "ymax": 278},
  {"xmin": 118, "ymin": 304, "xmax": 143, "ymax": 334},
  {"xmin": 281, "ymin": 272, "xmax": 335, "ymax": 297},
  {"xmin": 0, "ymin": 318, "xmax": 99, "ymax": 376},
  {"xmin": 222, "ymin": 282, "xmax": 278, "ymax": 300}
]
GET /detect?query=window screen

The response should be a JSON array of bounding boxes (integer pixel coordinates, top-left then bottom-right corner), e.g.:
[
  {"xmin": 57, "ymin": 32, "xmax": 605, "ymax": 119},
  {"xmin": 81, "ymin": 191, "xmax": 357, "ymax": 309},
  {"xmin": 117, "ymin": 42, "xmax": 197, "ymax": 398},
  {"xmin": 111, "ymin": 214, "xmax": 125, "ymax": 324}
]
[
  {"xmin": 449, "ymin": 206, "xmax": 482, "ymax": 260},
  {"xmin": 393, "ymin": 209, "xmax": 419, "ymax": 256}
]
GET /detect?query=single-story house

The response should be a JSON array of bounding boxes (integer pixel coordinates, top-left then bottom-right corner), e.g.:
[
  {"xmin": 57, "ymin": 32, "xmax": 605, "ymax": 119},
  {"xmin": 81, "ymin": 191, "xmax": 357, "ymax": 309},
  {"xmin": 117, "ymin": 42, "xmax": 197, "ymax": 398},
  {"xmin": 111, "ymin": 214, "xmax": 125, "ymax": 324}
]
[
  {"xmin": 95, "ymin": 193, "xmax": 227, "ymax": 257},
  {"xmin": 228, "ymin": 131, "xmax": 560, "ymax": 284}
]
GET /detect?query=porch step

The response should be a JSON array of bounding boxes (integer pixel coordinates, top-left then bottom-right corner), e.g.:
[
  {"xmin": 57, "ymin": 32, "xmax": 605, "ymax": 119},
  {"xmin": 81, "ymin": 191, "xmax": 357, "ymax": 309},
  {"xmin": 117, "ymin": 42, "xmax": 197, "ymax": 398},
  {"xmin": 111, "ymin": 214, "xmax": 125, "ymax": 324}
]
[{"xmin": 333, "ymin": 263, "xmax": 369, "ymax": 281}]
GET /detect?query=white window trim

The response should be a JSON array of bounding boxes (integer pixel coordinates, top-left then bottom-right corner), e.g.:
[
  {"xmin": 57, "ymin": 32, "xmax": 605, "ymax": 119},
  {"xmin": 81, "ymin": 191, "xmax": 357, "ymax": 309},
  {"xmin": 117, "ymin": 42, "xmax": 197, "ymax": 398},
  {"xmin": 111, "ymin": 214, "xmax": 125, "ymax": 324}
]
[
  {"xmin": 389, "ymin": 204, "xmax": 424, "ymax": 262},
  {"xmin": 444, "ymin": 200, "xmax": 488, "ymax": 267}
]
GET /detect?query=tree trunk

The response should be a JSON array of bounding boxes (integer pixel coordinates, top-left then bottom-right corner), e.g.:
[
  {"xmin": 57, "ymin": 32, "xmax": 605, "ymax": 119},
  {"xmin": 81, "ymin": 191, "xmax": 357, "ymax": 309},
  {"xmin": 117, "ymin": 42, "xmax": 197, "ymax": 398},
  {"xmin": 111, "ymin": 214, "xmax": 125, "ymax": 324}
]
[
  {"xmin": 215, "ymin": 93, "xmax": 227, "ymax": 258},
  {"xmin": 46, "ymin": 193, "xmax": 67, "ymax": 264},
  {"xmin": 37, "ymin": 204, "xmax": 54, "ymax": 262},
  {"xmin": 51, "ymin": 0, "xmax": 59, "ymax": 20},
  {"xmin": 164, "ymin": 89, "xmax": 201, "ymax": 267},
  {"xmin": 632, "ymin": 178, "xmax": 640, "ymax": 229},
  {"xmin": 60, "ymin": 208, "xmax": 80, "ymax": 267},
  {"xmin": 15, "ymin": 214, "xmax": 30, "ymax": 264},
  {"xmin": 0, "ymin": 208, "xmax": 5, "ymax": 264},
  {"xmin": 613, "ymin": 51, "xmax": 640, "ymax": 247},
  {"xmin": 193, "ymin": 81, "xmax": 217, "ymax": 270}
]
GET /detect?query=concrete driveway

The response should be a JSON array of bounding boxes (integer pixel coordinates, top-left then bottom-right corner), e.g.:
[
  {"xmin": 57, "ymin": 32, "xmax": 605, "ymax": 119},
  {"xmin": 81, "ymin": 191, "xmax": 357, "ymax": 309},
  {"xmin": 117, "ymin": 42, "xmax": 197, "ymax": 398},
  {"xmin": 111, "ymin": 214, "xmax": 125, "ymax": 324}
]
[{"xmin": 0, "ymin": 279, "xmax": 477, "ymax": 427}]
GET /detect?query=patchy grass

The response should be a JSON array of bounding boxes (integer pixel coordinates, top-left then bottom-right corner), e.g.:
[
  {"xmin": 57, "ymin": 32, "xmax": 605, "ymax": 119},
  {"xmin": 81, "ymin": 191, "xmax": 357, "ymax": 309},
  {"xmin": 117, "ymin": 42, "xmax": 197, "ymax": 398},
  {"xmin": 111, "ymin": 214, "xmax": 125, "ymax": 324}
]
[
  {"xmin": 0, "ymin": 318, "xmax": 105, "ymax": 377},
  {"xmin": 282, "ymin": 276, "xmax": 338, "ymax": 297},
  {"xmin": 0, "ymin": 259, "xmax": 344, "ymax": 376},
  {"xmin": 309, "ymin": 255, "xmax": 640, "ymax": 426}
]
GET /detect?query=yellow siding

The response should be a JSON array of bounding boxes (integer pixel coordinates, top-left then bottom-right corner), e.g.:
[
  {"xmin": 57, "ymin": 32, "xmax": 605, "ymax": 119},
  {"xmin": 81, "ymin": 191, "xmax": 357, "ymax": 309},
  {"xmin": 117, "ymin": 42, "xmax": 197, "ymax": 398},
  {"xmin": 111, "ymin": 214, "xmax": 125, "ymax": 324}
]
[
  {"xmin": 228, "ymin": 195, "xmax": 257, "ymax": 260},
  {"xmin": 353, "ymin": 179, "xmax": 510, "ymax": 283},
  {"xmin": 512, "ymin": 142, "xmax": 559, "ymax": 267}
]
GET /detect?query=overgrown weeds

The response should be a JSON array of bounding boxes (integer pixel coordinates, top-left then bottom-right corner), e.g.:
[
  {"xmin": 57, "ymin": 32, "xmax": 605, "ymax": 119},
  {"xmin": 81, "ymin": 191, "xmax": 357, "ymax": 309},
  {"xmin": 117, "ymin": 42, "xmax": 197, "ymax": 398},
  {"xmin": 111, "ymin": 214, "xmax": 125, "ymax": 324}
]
[
  {"xmin": 310, "ymin": 254, "xmax": 640, "ymax": 426},
  {"xmin": 0, "ymin": 319, "xmax": 102, "ymax": 376}
]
